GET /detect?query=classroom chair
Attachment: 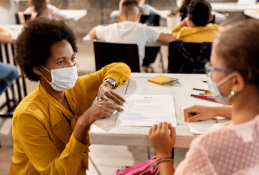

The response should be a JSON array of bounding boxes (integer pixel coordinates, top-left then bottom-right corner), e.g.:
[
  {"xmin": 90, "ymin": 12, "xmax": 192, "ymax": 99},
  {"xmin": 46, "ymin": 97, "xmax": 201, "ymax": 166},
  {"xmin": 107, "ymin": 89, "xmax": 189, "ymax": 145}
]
[
  {"xmin": 0, "ymin": 43, "xmax": 27, "ymax": 117},
  {"xmin": 94, "ymin": 41, "xmax": 140, "ymax": 72},
  {"xmin": 168, "ymin": 40, "xmax": 212, "ymax": 73},
  {"xmin": 15, "ymin": 13, "xmax": 32, "ymax": 24},
  {"xmin": 140, "ymin": 15, "xmax": 165, "ymax": 73}
]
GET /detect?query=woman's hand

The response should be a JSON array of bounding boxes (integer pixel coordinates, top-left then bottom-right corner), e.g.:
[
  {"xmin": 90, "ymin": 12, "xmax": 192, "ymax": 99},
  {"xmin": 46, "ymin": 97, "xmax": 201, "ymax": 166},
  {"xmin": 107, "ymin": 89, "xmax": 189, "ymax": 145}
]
[
  {"xmin": 97, "ymin": 82, "xmax": 125, "ymax": 105},
  {"xmin": 83, "ymin": 100, "xmax": 123, "ymax": 125},
  {"xmin": 74, "ymin": 100, "xmax": 123, "ymax": 144},
  {"xmin": 149, "ymin": 122, "xmax": 176, "ymax": 160},
  {"xmin": 184, "ymin": 105, "xmax": 216, "ymax": 122}
]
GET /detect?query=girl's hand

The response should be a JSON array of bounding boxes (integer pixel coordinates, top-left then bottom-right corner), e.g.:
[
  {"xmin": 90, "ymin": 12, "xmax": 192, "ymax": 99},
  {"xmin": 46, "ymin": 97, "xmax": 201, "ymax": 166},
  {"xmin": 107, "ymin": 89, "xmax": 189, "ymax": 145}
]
[
  {"xmin": 183, "ymin": 105, "xmax": 216, "ymax": 122},
  {"xmin": 149, "ymin": 122, "xmax": 176, "ymax": 159}
]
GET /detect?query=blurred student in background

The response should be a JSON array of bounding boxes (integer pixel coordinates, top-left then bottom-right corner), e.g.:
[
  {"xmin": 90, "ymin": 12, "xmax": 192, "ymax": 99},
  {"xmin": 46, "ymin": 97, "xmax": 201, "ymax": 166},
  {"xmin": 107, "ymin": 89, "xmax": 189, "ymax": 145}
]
[
  {"xmin": 23, "ymin": 0, "xmax": 65, "ymax": 21},
  {"xmin": 171, "ymin": 0, "xmax": 218, "ymax": 43},
  {"xmin": 111, "ymin": 0, "xmax": 163, "ymax": 18},
  {"xmin": 149, "ymin": 19, "xmax": 259, "ymax": 175},
  {"xmin": 0, "ymin": 29, "xmax": 18, "ymax": 95},
  {"xmin": 89, "ymin": 0, "xmax": 175, "ymax": 72},
  {"xmin": 172, "ymin": 0, "xmax": 226, "ymax": 24}
]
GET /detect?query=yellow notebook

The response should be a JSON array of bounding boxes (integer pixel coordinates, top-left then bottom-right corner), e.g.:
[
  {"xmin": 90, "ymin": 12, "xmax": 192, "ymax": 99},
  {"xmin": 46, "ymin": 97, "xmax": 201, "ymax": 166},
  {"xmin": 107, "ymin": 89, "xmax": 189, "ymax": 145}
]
[{"xmin": 148, "ymin": 75, "xmax": 178, "ymax": 85}]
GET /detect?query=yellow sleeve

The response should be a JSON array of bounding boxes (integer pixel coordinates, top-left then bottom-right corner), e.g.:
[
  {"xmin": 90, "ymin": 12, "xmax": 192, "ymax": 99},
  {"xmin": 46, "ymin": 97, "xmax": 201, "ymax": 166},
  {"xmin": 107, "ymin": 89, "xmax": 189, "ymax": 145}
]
[
  {"xmin": 80, "ymin": 62, "xmax": 131, "ymax": 101},
  {"xmin": 14, "ymin": 112, "xmax": 89, "ymax": 175},
  {"xmin": 171, "ymin": 24, "xmax": 183, "ymax": 39}
]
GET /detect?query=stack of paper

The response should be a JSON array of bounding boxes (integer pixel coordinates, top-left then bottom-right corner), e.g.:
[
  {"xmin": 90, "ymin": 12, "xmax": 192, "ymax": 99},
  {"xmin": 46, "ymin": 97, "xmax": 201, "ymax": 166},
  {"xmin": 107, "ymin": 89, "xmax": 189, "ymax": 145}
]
[
  {"xmin": 182, "ymin": 107, "xmax": 229, "ymax": 134},
  {"xmin": 116, "ymin": 95, "xmax": 177, "ymax": 127}
]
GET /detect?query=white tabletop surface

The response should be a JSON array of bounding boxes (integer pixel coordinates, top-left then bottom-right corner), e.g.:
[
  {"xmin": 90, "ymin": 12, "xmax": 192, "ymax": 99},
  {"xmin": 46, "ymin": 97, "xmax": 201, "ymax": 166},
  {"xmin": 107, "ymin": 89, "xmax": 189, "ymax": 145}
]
[
  {"xmin": 89, "ymin": 73, "xmax": 221, "ymax": 148},
  {"xmin": 110, "ymin": 10, "xmax": 171, "ymax": 19},
  {"xmin": 82, "ymin": 26, "xmax": 170, "ymax": 47},
  {"xmin": 0, "ymin": 25, "xmax": 23, "ymax": 41},
  {"xmin": 244, "ymin": 9, "xmax": 259, "ymax": 19},
  {"xmin": 59, "ymin": 10, "xmax": 87, "ymax": 21},
  {"xmin": 211, "ymin": 3, "xmax": 259, "ymax": 12}
]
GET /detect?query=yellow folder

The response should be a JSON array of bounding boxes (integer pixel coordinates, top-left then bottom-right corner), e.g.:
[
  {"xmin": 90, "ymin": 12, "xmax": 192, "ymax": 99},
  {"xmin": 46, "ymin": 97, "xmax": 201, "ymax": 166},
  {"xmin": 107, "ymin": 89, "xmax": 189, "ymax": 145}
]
[{"xmin": 148, "ymin": 75, "xmax": 178, "ymax": 85}]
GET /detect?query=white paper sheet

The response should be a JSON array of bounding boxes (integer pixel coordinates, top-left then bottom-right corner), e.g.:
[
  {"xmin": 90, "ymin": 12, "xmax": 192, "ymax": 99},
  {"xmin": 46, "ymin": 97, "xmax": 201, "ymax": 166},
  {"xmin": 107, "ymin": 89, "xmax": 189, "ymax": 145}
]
[
  {"xmin": 182, "ymin": 107, "xmax": 229, "ymax": 135},
  {"xmin": 116, "ymin": 95, "xmax": 177, "ymax": 127}
]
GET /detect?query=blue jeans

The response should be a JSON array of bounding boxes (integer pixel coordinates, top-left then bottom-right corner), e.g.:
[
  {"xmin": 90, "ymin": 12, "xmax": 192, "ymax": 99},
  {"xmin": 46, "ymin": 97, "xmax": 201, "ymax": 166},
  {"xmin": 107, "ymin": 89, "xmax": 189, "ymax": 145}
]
[{"xmin": 0, "ymin": 63, "xmax": 19, "ymax": 95}]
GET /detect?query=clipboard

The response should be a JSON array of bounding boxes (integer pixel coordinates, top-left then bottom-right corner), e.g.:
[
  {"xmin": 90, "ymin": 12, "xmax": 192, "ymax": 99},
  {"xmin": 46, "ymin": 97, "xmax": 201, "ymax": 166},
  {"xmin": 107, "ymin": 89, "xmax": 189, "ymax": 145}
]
[{"xmin": 148, "ymin": 75, "xmax": 178, "ymax": 85}]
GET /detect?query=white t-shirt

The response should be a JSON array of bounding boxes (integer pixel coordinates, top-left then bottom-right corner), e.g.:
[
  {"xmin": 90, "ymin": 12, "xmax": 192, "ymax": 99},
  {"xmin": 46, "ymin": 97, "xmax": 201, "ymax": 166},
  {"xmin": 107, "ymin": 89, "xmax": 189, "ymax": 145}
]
[{"xmin": 96, "ymin": 21, "xmax": 161, "ymax": 67}]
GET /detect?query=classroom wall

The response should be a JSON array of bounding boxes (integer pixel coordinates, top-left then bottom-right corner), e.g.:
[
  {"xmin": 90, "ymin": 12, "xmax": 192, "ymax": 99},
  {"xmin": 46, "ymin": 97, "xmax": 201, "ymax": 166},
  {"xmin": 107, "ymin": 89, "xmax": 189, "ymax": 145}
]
[
  {"xmin": 0, "ymin": 0, "xmax": 16, "ymax": 24},
  {"xmin": 17, "ymin": 0, "xmax": 238, "ymax": 35}
]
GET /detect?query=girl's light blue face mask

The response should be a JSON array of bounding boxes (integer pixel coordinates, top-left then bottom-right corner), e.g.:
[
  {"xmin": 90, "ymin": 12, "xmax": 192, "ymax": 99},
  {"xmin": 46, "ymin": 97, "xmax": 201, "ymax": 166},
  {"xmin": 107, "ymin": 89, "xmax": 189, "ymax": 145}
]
[{"xmin": 205, "ymin": 62, "xmax": 235, "ymax": 105}]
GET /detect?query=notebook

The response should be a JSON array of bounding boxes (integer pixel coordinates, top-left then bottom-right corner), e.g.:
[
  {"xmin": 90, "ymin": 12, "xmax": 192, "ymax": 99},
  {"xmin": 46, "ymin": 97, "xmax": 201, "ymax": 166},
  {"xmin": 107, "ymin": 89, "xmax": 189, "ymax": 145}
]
[{"xmin": 148, "ymin": 75, "xmax": 178, "ymax": 85}]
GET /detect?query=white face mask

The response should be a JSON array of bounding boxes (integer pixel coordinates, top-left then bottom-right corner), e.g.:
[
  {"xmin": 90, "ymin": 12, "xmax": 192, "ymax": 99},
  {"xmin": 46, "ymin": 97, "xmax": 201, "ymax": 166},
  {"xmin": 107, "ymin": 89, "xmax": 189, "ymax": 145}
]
[
  {"xmin": 40, "ymin": 64, "xmax": 78, "ymax": 92},
  {"xmin": 207, "ymin": 73, "xmax": 235, "ymax": 105}
]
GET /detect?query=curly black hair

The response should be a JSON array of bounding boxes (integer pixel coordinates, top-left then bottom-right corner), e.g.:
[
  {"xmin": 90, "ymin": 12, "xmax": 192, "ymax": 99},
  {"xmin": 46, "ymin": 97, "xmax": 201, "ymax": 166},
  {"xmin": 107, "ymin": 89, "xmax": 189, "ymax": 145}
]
[
  {"xmin": 188, "ymin": 0, "xmax": 211, "ymax": 27},
  {"xmin": 14, "ymin": 17, "xmax": 78, "ymax": 81}
]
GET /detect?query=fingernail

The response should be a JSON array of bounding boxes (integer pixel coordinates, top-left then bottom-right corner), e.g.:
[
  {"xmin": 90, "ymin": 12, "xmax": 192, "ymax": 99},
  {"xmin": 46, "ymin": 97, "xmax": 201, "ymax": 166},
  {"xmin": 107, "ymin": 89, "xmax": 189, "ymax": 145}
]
[{"xmin": 187, "ymin": 118, "xmax": 190, "ymax": 122}]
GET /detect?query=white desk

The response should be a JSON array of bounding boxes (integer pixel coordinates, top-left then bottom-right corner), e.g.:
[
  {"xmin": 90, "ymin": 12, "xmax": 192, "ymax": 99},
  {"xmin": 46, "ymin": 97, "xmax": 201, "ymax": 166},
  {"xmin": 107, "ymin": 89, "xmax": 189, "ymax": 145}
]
[
  {"xmin": 211, "ymin": 3, "xmax": 259, "ymax": 12},
  {"xmin": 0, "ymin": 25, "xmax": 23, "ymax": 41},
  {"xmin": 244, "ymin": 9, "xmax": 259, "ymax": 19},
  {"xmin": 59, "ymin": 10, "xmax": 87, "ymax": 21},
  {"xmin": 90, "ymin": 73, "xmax": 220, "ymax": 148},
  {"xmin": 110, "ymin": 10, "xmax": 171, "ymax": 19},
  {"xmin": 82, "ymin": 26, "xmax": 170, "ymax": 47}
]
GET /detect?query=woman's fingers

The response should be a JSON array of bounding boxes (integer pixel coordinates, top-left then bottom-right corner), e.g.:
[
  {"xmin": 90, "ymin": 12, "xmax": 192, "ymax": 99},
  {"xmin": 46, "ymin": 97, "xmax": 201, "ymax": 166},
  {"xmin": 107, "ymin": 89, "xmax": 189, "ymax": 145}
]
[
  {"xmin": 101, "ymin": 101, "xmax": 123, "ymax": 112},
  {"xmin": 105, "ymin": 91, "xmax": 123, "ymax": 105},
  {"xmin": 102, "ymin": 105, "xmax": 114, "ymax": 114},
  {"xmin": 100, "ymin": 94, "xmax": 109, "ymax": 101},
  {"xmin": 110, "ymin": 91, "xmax": 126, "ymax": 102}
]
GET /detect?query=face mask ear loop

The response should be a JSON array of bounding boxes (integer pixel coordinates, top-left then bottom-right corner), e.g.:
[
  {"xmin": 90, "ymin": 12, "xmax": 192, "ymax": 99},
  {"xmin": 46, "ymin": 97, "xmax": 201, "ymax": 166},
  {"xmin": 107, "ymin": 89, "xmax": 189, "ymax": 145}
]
[
  {"xmin": 217, "ymin": 73, "xmax": 234, "ymax": 86},
  {"xmin": 40, "ymin": 65, "xmax": 51, "ymax": 83},
  {"xmin": 40, "ymin": 65, "xmax": 51, "ymax": 73},
  {"xmin": 227, "ymin": 91, "xmax": 235, "ymax": 99}
]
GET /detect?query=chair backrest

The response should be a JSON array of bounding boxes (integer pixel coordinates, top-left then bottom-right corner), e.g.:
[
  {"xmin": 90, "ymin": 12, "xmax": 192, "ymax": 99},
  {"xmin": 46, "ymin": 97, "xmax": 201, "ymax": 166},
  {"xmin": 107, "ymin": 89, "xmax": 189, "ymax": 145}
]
[
  {"xmin": 168, "ymin": 40, "xmax": 212, "ymax": 73},
  {"xmin": 15, "ymin": 13, "xmax": 32, "ymax": 24},
  {"xmin": 140, "ymin": 15, "xmax": 160, "ymax": 26},
  {"xmin": 0, "ymin": 43, "xmax": 27, "ymax": 105},
  {"xmin": 94, "ymin": 41, "xmax": 140, "ymax": 72}
]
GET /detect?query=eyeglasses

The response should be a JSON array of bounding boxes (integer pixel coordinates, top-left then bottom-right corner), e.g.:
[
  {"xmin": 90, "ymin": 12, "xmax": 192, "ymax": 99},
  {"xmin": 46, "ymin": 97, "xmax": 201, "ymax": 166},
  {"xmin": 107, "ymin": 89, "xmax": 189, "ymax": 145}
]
[{"xmin": 205, "ymin": 62, "xmax": 229, "ymax": 77}]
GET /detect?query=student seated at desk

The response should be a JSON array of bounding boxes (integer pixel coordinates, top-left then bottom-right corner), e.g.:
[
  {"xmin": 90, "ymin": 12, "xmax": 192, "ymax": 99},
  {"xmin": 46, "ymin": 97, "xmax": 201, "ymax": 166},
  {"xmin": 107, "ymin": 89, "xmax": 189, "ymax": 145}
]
[
  {"xmin": 110, "ymin": 0, "xmax": 164, "ymax": 18},
  {"xmin": 172, "ymin": 0, "xmax": 219, "ymax": 43},
  {"xmin": 8, "ymin": 17, "xmax": 130, "ymax": 175},
  {"xmin": 89, "ymin": 0, "xmax": 175, "ymax": 71},
  {"xmin": 0, "ymin": 29, "xmax": 18, "ymax": 95},
  {"xmin": 23, "ymin": 0, "xmax": 65, "ymax": 21},
  {"xmin": 149, "ymin": 19, "xmax": 259, "ymax": 175}
]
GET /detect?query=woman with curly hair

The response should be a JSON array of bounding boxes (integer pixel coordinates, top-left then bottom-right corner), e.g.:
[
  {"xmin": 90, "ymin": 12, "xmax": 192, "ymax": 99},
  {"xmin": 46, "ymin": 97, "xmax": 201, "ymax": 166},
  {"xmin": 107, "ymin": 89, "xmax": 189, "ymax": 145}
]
[
  {"xmin": 8, "ymin": 17, "xmax": 130, "ymax": 175},
  {"xmin": 24, "ymin": 0, "xmax": 65, "ymax": 20}
]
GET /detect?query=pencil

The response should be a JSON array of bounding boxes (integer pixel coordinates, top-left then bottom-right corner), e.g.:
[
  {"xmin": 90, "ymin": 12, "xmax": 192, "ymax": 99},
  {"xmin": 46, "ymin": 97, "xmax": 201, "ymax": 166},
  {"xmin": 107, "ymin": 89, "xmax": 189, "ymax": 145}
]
[
  {"xmin": 193, "ymin": 88, "xmax": 211, "ymax": 93},
  {"xmin": 191, "ymin": 94, "xmax": 218, "ymax": 103}
]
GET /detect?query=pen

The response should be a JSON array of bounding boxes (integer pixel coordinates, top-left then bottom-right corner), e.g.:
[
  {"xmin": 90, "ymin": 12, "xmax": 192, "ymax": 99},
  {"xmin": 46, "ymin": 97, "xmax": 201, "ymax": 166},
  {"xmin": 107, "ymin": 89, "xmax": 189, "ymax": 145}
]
[{"xmin": 191, "ymin": 94, "xmax": 218, "ymax": 103}]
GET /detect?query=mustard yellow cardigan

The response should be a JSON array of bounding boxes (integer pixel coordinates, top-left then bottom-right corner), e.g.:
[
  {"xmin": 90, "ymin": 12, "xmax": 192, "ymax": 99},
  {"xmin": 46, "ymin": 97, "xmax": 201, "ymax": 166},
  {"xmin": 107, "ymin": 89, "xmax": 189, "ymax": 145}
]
[{"xmin": 9, "ymin": 63, "xmax": 131, "ymax": 175}]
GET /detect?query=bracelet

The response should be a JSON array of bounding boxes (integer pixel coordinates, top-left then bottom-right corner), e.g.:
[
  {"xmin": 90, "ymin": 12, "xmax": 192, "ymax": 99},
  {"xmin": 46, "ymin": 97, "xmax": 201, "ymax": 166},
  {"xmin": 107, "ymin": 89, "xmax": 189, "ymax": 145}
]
[{"xmin": 156, "ymin": 157, "xmax": 174, "ymax": 165}]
